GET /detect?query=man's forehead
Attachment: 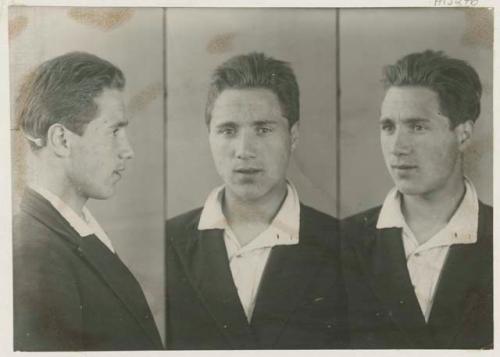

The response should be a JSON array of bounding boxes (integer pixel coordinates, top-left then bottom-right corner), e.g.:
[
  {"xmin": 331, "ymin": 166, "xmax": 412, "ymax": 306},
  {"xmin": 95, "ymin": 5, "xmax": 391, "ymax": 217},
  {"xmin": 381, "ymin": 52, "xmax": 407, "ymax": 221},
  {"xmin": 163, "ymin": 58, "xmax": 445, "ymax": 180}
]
[
  {"xmin": 212, "ymin": 90, "xmax": 284, "ymax": 121},
  {"xmin": 382, "ymin": 86, "xmax": 439, "ymax": 105},
  {"xmin": 380, "ymin": 86, "xmax": 442, "ymax": 118},
  {"xmin": 213, "ymin": 88, "xmax": 281, "ymax": 111},
  {"xmin": 90, "ymin": 89, "xmax": 128, "ymax": 126},
  {"xmin": 99, "ymin": 113, "xmax": 128, "ymax": 127},
  {"xmin": 212, "ymin": 118, "xmax": 281, "ymax": 127}
]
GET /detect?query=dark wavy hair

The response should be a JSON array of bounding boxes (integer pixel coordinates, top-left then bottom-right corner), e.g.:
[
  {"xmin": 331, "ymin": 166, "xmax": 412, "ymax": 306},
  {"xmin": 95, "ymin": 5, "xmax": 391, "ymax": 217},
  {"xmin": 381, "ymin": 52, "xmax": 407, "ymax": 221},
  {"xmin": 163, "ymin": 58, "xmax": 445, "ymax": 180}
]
[
  {"xmin": 383, "ymin": 50, "xmax": 482, "ymax": 128},
  {"xmin": 205, "ymin": 52, "xmax": 300, "ymax": 128},
  {"xmin": 16, "ymin": 51, "xmax": 125, "ymax": 150}
]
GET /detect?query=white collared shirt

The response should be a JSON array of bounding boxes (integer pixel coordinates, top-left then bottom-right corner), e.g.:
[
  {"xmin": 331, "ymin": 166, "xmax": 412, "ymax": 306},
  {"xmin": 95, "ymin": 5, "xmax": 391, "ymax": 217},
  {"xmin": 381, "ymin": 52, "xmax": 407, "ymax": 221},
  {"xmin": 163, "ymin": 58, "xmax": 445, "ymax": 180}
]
[
  {"xmin": 198, "ymin": 182, "xmax": 301, "ymax": 321},
  {"xmin": 376, "ymin": 178, "xmax": 479, "ymax": 322},
  {"xmin": 30, "ymin": 185, "xmax": 115, "ymax": 253}
]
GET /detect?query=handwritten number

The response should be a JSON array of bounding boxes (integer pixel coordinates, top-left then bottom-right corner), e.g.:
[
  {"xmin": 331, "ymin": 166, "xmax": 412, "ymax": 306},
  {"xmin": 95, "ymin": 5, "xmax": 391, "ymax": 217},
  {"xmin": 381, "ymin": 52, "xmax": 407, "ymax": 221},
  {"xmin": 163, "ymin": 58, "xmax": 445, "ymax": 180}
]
[{"xmin": 435, "ymin": 0, "xmax": 478, "ymax": 6}]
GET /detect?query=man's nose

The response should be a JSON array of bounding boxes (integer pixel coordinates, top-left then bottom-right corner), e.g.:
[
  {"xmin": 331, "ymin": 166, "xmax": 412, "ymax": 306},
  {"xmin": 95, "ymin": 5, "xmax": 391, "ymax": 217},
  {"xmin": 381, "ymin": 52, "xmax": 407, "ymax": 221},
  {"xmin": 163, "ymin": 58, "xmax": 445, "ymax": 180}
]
[
  {"xmin": 119, "ymin": 133, "xmax": 135, "ymax": 160},
  {"xmin": 234, "ymin": 130, "xmax": 256, "ymax": 159},
  {"xmin": 391, "ymin": 128, "xmax": 411, "ymax": 156}
]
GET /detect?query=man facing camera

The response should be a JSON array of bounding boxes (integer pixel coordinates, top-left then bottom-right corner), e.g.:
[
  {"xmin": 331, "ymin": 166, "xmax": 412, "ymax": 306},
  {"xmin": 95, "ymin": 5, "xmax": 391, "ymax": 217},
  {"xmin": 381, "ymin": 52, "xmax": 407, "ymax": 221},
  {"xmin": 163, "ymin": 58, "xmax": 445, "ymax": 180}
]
[
  {"xmin": 166, "ymin": 52, "xmax": 348, "ymax": 350},
  {"xmin": 342, "ymin": 50, "xmax": 492, "ymax": 349},
  {"xmin": 13, "ymin": 52, "xmax": 163, "ymax": 351}
]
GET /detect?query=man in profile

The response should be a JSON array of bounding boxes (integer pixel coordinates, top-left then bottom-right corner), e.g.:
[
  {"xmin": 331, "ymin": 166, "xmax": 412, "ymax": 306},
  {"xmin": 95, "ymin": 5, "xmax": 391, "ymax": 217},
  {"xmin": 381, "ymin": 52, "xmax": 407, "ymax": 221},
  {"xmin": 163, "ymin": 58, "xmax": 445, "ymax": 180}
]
[
  {"xmin": 166, "ymin": 52, "xmax": 348, "ymax": 349},
  {"xmin": 13, "ymin": 52, "xmax": 163, "ymax": 351},
  {"xmin": 342, "ymin": 50, "xmax": 492, "ymax": 349}
]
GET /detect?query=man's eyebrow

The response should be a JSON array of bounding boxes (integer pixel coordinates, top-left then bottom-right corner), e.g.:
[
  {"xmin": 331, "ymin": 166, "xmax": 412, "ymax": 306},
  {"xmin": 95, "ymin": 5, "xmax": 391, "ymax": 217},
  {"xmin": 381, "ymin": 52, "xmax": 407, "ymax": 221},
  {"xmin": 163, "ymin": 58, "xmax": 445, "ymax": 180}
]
[
  {"xmin": 252, "ymin": 120, "xmax": 278, "ymax": 126},
  {"xmin": 214, "ymin": 121, "xmax": 237, "ymax": 128},
  {"xmin": 402, "ymin": 117, "xmax": 431, "ymax": 123},
  {"xmin": 379, "ymin": 117, "xmax": 430, "ymax": 123},
  {"xmin": 110, "ymin": 120, "xmax": 129, "ymax": 128}
]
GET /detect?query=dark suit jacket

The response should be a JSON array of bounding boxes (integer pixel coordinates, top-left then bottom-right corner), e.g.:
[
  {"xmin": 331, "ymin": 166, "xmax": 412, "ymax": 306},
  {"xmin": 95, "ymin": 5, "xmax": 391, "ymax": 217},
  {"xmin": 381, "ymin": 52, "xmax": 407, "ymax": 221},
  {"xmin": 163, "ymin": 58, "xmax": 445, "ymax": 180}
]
[
  {"xmin": 13, "ymin": 189, "xmax": 164, "ymax": 351},
  {"xmin": 341, "ymin": 202, "xmax": 493, "ymax": 349},
  {"xmin": 165, "ymin": 204, "xmax": 348, "ymax": 350}
]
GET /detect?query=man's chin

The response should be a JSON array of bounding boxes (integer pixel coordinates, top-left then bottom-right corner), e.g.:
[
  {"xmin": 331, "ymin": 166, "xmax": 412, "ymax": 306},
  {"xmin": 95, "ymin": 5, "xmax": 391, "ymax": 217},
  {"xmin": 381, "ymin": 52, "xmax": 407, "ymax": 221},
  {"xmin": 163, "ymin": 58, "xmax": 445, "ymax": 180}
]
[
  {"xmin": 395, "ymin": 184, "xmax": 423, "ymax": 196},
  {"xmin": 89, "ymin": 188, "xmax": 116, "ymax": 200},
  {"xmin": 226, "ymin": 185, "xmax": 263, "ymax": 203}
]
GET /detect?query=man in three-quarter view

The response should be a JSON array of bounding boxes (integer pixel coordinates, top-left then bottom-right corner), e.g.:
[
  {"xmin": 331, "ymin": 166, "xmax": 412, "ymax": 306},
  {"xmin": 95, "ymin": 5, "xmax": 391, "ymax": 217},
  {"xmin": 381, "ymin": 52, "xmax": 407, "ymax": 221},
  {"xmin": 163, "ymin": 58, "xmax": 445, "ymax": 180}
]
[
  {"xmin": 166, "ymin": 52, "xmax": 348, "ymax": 350},
  {"xmin": 13, "ymin": 52, "xmax": 163, "ymax": 351},
  {"xmin": 341, "ymin": 50, "xmax": 492, "ymax": 349}
]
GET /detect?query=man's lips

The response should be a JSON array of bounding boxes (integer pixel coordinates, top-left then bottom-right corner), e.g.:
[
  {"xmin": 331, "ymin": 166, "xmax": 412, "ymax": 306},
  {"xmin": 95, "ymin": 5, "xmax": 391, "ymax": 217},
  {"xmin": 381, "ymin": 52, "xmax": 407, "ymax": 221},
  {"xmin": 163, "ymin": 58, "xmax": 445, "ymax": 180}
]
[
  {"xmin": 391, "ymin": 164, "xmax": 417, "ymax": 170},
  {"xmin": 113, "ymin": 168, "xmax": 125, "ymax": 178},
  {"xmin": 233, "ymin": 168, "xmax": 262, "ymax": 174}
]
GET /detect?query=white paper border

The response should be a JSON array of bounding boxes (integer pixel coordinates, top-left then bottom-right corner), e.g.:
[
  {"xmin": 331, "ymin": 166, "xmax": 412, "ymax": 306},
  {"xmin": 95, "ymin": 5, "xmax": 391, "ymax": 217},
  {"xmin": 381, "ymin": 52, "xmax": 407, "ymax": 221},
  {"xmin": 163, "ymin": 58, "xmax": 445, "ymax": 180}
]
[{"xmin": 0, "ymin": 1, "xmax": 497, "ymax": 357}]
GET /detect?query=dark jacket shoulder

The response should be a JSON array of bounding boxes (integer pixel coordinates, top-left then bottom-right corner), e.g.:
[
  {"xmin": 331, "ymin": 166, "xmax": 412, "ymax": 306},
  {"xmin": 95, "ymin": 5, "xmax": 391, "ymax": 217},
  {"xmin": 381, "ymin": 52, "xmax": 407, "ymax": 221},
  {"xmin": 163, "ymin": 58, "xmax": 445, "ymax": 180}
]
[
  {"xmin": 166, "ymin": 204, "xmax": 338, "ymax": 237},
  {"xmin": 479, "ymin": 200, "xmax": 493, "ymax": 212},
  {"xmin": 299, "ymin": 204, "xmax": 339, "ymax": 247},
  {"xmin": 166, "ymin": 207, "xmax": 203, "ymax": 236},
  {"xmin": 13, "ymin": 209, "xmax": 79, "ymax": 272},
  {"xmin": 300, "ymin": 204, "xmax": 338, "ymax": 226},
  {"xmin": 342, "ymin": 206, "xmax": 381, "ymax": 227},
  {"xmin": 478, "ymin": 201, "xmax": 493, "ymax": 232},
  {"xmin": 342, "ymin": 201, "xmax": 492, "ymax": 233},
  {"xmin": 167, "ymin": 207, "xmax": 203, "ymax": 225},
  {"xmin": 166, "ymin": 204, "xmax": 339, "ymax": 257},
  {"xmin": 343, "ymin": 200, "xmax": 492, "ymax": 226},
  {"xmin": 340, "ymin": 206, "xmax": 381, "ymax": 248}
]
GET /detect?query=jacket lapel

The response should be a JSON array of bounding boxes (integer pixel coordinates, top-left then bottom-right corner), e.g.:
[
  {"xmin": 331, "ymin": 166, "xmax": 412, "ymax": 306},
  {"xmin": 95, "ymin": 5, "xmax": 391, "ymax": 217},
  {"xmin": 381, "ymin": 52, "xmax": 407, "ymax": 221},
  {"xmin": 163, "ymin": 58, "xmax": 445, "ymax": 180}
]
[
  {"xmin": 427, "ymin": 203, "xmax": 493, "ymax": 347},
  {"xmin": 20, "ymin": 189, "xmax": 163, "ymax": 348},
  {"xmin": 250, "ymin": 205, "xmax": 327, "ymax": 348},
  {"xmin": 353, "ymin": 217, "xmax": 432, "ymax": 347},
  {"xmin": 20, "ymin": 188, "xmax": 81, "ymax": 248},
  {"xmin": 76, "ymin": 235, "xmax": 163, "ymax": 348},
  {"xmin": 169, "ymin": 216, "xmax": 256, "ymax": 348}
]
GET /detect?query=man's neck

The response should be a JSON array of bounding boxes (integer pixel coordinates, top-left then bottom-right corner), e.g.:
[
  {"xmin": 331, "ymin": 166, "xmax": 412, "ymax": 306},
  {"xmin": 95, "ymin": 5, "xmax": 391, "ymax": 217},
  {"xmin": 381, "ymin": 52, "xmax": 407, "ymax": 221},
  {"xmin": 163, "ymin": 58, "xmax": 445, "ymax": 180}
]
[
  {"xmin": 401, "ymin": 177, "xmax": 466, "ymax": 245},
  {"xmin": 222, "ymin": 184, "xmax": 288, "ymax": 247},
  {"xmin": 31, "ymin": 164, "xmax": 88, "ymax": 218}
]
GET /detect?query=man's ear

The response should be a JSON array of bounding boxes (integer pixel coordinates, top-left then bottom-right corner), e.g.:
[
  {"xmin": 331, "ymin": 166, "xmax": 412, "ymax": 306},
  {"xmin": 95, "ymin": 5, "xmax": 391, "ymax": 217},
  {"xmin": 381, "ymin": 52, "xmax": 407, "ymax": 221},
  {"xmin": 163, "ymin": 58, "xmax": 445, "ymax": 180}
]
[
  {"xmin": 290, "ymin": 122, "xmax": 299, "ymax": 152},
  {"xmin": 454, "ymin": 120, "xmax": 474, "ymax": 152},
  {"xmin": 46, "ymin": 123, "xmax": 71, "ymax": 157}
]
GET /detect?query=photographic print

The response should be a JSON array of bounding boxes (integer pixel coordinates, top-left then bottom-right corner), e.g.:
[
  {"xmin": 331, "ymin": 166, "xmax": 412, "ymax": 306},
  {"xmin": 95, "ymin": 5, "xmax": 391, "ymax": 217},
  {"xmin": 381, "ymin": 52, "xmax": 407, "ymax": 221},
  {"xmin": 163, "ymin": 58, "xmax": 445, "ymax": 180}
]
[{"xmin": 4, "ymin": 1, "xmax": 495, "ymax": 353}]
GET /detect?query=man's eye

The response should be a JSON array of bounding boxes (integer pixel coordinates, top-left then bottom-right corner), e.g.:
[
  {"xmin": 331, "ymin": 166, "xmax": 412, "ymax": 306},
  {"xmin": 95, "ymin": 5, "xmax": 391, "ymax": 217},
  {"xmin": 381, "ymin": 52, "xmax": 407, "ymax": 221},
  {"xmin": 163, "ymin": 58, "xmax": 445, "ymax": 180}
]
[
  {"xmin": 411, "ymin": 124, "xmax": 425, "ymax": 132},
  {"xmin": 380, "ymin": 123, "xmax": 394, "ymax": 132},
  {"xmin": 257, "ymin": 127, "xmax": 272, "ymax": 134},
  {"xmin": 218, "ymin": 128, "xmax": 235, "ymax": 135},
  {"xmin": 113, "ymin": 128, "xmax": 120, "ymax": 136}
]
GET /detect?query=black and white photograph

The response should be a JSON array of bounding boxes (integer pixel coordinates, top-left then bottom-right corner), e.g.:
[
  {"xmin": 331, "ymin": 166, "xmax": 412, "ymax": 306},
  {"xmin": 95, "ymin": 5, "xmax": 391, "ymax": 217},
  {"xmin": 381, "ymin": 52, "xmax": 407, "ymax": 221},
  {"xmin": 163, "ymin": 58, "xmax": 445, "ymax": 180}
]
[
  {"xmin": 2, "ymin": 0, "xmax": 496, "ymax": 355},
  {"xmin": 8, "ymin": 6, "xmax": 165, "ymax": 351}
]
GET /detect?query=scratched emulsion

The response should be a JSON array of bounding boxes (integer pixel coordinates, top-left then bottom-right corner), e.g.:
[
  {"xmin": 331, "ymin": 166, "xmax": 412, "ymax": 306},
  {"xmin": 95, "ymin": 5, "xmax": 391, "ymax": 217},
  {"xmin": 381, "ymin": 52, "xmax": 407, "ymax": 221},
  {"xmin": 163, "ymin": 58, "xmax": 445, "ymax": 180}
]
[
  {"xmin": 68, "ymin": 8, "xmax": 134, "ymax": 31},
  {"xmin": 207, "ymin": 32, "xmax": 236, "ymax": 54},
  {"xmin": 127, "ymin": 82, "xmax": 163, "ymax": 117},
  {"xmin": 461, "ymin": 8, "xmax": 493, "ymax": 48},
  {"xmin": 8, "ymin": 15, "xmax": 28, "ymax": 41}
]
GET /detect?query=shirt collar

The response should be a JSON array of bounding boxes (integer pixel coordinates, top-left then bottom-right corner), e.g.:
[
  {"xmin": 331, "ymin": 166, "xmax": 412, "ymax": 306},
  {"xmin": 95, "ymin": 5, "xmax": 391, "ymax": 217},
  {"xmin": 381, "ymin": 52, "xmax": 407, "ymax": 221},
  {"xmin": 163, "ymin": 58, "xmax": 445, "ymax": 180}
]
[
  {"xmin": 198, "ymin": 181, "xmax": 301, "ymax": 248},
  {"xmin": 376, "ymin": 177, "xmax": 479, "ymax": 246},
  {"xmin": 29, "ymin": 184, "xmax": 115, "ymax": 252}
]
